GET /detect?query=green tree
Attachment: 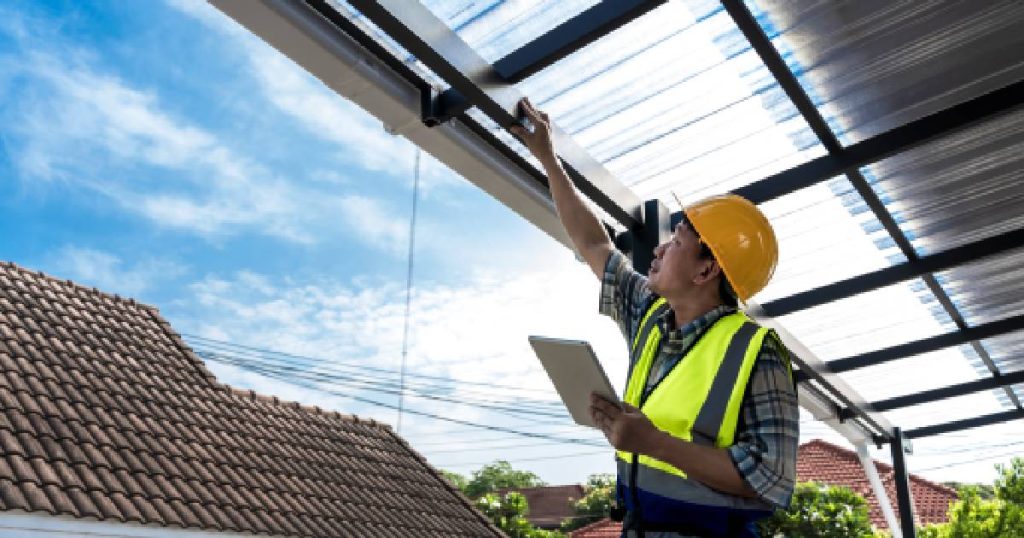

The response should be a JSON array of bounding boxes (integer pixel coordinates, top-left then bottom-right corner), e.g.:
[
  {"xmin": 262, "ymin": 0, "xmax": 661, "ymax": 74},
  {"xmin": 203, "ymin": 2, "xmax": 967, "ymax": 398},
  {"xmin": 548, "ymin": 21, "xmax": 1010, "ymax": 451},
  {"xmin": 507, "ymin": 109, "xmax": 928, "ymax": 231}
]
[
  {"xmin": 916, "ymin": 457, "xmax": 1024, "ymax": 538},
  {"xmin": 561, "ymin": 473, "xmax": 616, "ymax": 532},
  {"xmin": 441, "ymin": 469, "xmax": 469, "ymax": 492},
  {"xmin": 943, "ymin": 482, "xmax": 996, "ymax": 501},
  {"xmin": 758, "ymin": 482, "xmax": 875, "ymax": 537},
  {"xmin": 475, "ymin": 491, "xmax": 565, "ymax": 538},
  {"xmin": 464, "ymin": 460, "xmax": 545, "ymax": 499}
]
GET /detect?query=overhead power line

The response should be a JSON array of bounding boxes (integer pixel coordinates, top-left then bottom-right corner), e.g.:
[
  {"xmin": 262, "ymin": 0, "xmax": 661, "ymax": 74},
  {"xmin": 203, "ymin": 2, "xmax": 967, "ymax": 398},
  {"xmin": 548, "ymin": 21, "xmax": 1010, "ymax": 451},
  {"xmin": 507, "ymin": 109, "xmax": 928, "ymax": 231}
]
[
  {"xmin": 184, "ymin": 334, "xmax": 556, "ymax": 395},
  {"xmin": 202, "ymin": 352, "xmax": 570, "ymax": 420},
  {"xmin": 199, "ymin": 352, "xmax": 605, "ymax": 448}
]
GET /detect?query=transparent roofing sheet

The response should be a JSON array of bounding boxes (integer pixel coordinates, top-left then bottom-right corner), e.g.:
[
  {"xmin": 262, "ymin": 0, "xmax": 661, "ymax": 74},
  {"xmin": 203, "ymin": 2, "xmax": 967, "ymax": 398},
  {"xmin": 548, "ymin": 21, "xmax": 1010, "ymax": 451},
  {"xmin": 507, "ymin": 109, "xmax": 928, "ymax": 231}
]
[
  {"xmin": 776, "ymin": 278, "xmax": 946, "ymax": 363},
  {"xmin": 421, "ymin": 0, "xmax": 601, "ymax": 64},
  {"xmin": 881, "ymin": 391, "xmax": 1006, "ymax": 432},
  {"xmin": 755, "ymin": 178, "xmax": 902, "ymax": 300},
  {"xmin": 752, "ymin": 0, "xmax": 1024, "ymax": 143},
  {"xmin": 934, "ymin": 253, "xmax": 1024, "ymax": 327},
  {"xmin": 511, "ymin": 1, "xmax": 825, "ymax": 206},
  {"xmin": 864, "ymin": 108, "xmax": 1024, "ymax": 256}
]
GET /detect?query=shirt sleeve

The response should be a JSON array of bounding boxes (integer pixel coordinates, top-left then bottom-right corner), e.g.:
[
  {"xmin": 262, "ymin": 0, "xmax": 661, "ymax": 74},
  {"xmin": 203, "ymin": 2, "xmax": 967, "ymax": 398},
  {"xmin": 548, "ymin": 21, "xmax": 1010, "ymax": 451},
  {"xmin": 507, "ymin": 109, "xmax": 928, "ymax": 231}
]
[
  {"xmin": 727, "ymin": 332, "xmax": 800, "ymax": 509},
  {"xmin": 598, "ymin": 249, "xmax": 653, "ymax": 344}
]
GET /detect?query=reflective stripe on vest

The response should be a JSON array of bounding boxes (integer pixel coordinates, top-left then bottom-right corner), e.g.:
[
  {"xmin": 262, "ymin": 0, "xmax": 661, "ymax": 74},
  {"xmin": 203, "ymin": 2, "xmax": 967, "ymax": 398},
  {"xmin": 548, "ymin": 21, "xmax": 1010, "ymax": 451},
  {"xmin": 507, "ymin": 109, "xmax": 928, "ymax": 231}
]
[{"xmin": 616, "ymin": 300, "xmax": 771, "ymax": 513}]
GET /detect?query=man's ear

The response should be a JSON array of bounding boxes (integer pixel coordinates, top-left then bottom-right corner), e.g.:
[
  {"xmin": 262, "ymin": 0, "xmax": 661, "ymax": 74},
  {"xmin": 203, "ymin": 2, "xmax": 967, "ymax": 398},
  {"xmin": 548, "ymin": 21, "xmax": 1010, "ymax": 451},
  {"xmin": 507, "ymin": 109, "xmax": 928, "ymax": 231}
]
[{"xmin": 694, "ymin": 259, "xmax": 722, "ymax": 285}]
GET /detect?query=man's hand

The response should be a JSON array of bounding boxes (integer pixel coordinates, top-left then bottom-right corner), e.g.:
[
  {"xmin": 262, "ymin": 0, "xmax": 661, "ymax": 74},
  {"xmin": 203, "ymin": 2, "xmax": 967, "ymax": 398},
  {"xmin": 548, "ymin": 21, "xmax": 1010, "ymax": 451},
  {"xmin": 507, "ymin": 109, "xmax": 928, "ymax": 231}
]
[
  {"xmin": 510, "ymin": 98, "xmax": 556, "ymax": 164},
  {"xmin": 589, "ymin": 393, "xmax": 662, "ymax": 454}
]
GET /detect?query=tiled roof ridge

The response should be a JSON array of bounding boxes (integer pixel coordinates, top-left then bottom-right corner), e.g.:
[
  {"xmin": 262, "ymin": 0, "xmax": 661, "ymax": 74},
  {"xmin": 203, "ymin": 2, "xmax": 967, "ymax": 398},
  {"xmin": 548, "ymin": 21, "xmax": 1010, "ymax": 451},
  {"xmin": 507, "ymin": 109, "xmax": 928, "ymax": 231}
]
[
  {"xmin": 220, "ymin": 385, "xmax": 378, "ymax": 428},
  {"xmin": 501, "ymin": 484, "xmax": 586, "ymax": 493},
  {"xmin": 801, "ymin": 439, "xmax": 958, "ymax": 496},
  {"xmin": 381, "ymin": 427, "xmax": 507, "ymax": 536},
  {"xmin": 572, "ymin": 517, "xmax": 617, "ymax": 535}
]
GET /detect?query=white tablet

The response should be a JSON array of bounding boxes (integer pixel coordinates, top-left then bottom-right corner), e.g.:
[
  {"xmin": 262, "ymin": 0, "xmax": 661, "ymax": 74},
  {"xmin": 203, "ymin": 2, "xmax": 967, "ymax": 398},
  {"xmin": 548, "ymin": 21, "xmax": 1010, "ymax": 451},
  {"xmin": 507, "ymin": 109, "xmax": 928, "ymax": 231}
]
[{"xmin": 529, "ymin": 335, "xmax": 619, "ymax": 428}]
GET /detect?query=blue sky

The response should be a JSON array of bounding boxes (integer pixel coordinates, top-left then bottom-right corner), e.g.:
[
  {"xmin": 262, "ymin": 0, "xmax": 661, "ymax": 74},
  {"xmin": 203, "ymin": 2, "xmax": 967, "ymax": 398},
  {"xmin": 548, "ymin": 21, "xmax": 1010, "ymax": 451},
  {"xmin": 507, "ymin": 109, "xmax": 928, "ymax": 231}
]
[
  {"xmin": 4, "ymin": 0, "xmax": 1021, "ymax": 487},
  {"xmin": 0, "ymin": 0, "xmax": 637, "ymax": 484}
]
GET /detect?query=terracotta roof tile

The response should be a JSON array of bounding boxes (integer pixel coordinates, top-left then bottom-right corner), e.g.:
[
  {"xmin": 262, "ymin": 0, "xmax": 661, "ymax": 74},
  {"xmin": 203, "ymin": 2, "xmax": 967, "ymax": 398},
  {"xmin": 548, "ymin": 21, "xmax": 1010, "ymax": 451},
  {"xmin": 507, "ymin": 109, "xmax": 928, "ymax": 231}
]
[
  {"xmin": 571, "ymin": 518, "xmax": 622, "ymax": 538},
  {"xmin": 798, "ymin": 439, "xmax": 958, "ymax": 529},
  {"xmin": 0, "ymin": 262, "xmax": 503, "ymax": 536}
]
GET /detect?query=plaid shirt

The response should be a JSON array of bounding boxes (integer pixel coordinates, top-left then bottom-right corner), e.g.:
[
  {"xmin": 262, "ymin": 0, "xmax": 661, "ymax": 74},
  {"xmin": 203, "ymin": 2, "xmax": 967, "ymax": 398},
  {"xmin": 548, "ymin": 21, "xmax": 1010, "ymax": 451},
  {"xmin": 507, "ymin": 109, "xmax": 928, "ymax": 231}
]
[{"xmin": 599, "ymin": 250, "xmax": 798, "ymax": 512}]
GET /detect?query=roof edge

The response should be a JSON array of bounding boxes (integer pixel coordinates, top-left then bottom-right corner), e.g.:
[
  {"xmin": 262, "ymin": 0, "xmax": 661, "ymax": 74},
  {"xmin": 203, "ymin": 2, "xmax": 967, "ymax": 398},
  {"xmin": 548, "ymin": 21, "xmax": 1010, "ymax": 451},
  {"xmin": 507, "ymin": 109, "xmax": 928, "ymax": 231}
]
[{"xmin": 801, "ymin": 439, "xmax": 959, "ymax": 496}]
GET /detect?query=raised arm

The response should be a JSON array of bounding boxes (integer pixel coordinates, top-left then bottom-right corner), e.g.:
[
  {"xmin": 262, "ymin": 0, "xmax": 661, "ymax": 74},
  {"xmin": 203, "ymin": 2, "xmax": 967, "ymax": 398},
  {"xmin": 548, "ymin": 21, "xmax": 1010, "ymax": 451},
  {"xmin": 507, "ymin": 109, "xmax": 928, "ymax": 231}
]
[{"xmin": 510, "ymin": 98, "xmax": 613, "ymax": 280}]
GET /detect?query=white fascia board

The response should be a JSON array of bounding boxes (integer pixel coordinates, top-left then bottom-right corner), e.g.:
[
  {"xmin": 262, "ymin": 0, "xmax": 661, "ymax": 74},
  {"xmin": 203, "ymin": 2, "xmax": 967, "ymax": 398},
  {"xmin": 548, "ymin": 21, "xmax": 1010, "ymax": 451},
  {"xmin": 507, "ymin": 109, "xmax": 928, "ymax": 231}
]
[
  {"xmin": 0, "ymin": 511, "xmax": 275, "ymax": 538},
  {"xmin": 208, "ymin": 0, "xmax": 572, "ymax": 249}
]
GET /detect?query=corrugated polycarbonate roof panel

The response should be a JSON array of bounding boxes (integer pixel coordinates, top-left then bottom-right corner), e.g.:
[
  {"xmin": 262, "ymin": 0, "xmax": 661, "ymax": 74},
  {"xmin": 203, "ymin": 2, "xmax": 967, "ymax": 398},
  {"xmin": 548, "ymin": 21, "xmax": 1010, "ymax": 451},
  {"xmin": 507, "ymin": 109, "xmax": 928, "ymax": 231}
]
[
  {"xmin": 751, "ymin": 0, "xmax": 1024, "ymax": 143},
  {"xmin": 864, "ymin": 108, "xmax": 1024, "ymax": 256},
  {"xmin": 329, "ymin": 0, "xmax": 1024, "ymax": 439},
  {"xmin": 421, "ymin": 0, "xmax": 601, "ymax": 63},
  {"xmin": 777, "ymin": 279, "xmax": 947, "ymax": 364},
  {"xmin": 755, "ymin": 178, "xmax": 903, "ymax": 301},
  {"xmin": 510, "ymin": 0, "xmax": 825, "ymax": 206}
]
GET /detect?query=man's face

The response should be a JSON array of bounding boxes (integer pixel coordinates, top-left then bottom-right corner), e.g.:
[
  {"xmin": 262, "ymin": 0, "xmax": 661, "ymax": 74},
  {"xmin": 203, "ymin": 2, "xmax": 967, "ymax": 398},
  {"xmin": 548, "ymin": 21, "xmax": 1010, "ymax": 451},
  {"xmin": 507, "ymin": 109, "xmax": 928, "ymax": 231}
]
[{"xmin": 648, "ymin": 220, "xmax": 705, "ymax": 296}]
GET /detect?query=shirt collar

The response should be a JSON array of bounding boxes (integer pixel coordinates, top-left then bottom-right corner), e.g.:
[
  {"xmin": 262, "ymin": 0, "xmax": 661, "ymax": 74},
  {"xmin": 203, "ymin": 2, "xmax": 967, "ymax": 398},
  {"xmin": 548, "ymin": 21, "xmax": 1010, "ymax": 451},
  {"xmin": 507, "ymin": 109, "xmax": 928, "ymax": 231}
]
[{"xmin": 658, "ymin": 303, "xmax": 736, "ymax": 339}]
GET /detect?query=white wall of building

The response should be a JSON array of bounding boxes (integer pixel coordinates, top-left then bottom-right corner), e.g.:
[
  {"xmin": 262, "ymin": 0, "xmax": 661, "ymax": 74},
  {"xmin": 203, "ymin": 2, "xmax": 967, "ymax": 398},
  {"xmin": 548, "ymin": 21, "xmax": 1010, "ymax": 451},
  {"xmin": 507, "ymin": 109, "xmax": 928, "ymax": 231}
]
[{"xmin": 0, "ymin": 511, "xmax": 279, "ymax": 538}]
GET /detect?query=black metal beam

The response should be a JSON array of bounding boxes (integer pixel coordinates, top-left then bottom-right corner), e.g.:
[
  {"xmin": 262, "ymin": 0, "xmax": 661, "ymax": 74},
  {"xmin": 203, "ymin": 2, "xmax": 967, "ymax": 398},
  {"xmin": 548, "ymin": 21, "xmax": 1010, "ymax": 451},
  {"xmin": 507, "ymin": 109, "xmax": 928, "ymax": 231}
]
[
  {"xmin": 724, "ymin": 0, "xmax": 1023, "ymax": 414},
  {"xmin": 761, "ymin": 227, "xmax": 1024, "ymax": 317},
  {"xmin": 890, "ymin": 428, "xmax": 917, "ymax": 537},
  {"xmin": 429, "ymin": 0, "xmax": 666, "ymax": 122},
  {"xmin": 840, "ymin": 369, "xmax": 1024, "ymax": 419},
  {"xmin": 905, "ymin": 409, "xmax": 1024, "ymax": 439},
  {"xmin": 343, "ymin": 0, "xmax": 644, "ymax": 230},
  {"xmin": 732, "ymin": 79, "xmax": 1024, "ymax": 204},
  {"xmin": 494, "ymin": 0, "xmax": 666, "ymax": 83},
  {"xmin": 828, "ymin": 313, "xmax": 1024, "ymax": 373}
]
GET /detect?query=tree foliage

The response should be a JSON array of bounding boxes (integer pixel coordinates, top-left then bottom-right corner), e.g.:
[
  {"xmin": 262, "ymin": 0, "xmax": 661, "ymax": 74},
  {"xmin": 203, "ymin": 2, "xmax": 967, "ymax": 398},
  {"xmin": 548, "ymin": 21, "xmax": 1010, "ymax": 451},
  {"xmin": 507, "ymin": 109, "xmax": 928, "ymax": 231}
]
[
  {"xmin": 919, "ymin": 457, "xmax": 1024, "ymax": 538},
  {"xmin": 464, "ymin": 460, "xmax": 546, "ymax": 499},
  {"xmin": 757, "ymin": 482, "xmax": 875, "ymax": 537},
  {"xmin": 561, "ymin": 473, "xmax": 616, "ymax": 532},
  {"xmin": 441, "ymin": 469, "xmax": 469, "ymax": 492}
]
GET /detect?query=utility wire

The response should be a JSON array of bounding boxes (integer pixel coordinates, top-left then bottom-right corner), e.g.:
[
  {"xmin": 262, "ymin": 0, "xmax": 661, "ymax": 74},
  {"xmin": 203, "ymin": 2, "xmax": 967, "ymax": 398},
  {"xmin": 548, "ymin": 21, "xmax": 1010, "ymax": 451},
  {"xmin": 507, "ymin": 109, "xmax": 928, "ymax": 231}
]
[
  {"xmin": 398, "ymin": 148, "xmax": 421, "ymax": 434},
  {"xmin": 202, "ymin": 351, "xmax": 571, "ymax": 419},
  {"xmin": 189, "ymin": 340, "xmax": 566, "ymax": 411},
  {"xmin": 433, "ymin": 449, "xmax": 611, "ymax": 468},
  {"xmin": 196, "ymin": 347, "xmax": 567, "ymax": 414},
  {"xmin": 203, "ymin": 354, "xmax": 605, "ymax": 447},
  {"xmin": 185, "ymin": 334, "xmax": 555, "ymax": 395}
]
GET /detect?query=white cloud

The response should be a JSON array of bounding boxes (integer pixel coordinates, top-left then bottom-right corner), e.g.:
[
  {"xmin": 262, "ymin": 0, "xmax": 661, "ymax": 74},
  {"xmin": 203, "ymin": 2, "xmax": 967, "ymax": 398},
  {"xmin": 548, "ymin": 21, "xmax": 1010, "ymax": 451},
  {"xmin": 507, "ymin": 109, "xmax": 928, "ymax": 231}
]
[
  {"xmin": 173, "ymin": 256, "xmax": 623, "ymax": 480},
  {"xmin": 177, "ymin": 254, "xmax": 627, "ymax": 404},
  {"xmin": 337, "ymin": 195, "xmax": 411, "ymax": 256},
  {"xmin": 54, "ymin": 246, "xmax": 186, "ymax": 297},
  {"xmin": 165, "ymin": 0, "xmax": 464, "ymax": 192}
]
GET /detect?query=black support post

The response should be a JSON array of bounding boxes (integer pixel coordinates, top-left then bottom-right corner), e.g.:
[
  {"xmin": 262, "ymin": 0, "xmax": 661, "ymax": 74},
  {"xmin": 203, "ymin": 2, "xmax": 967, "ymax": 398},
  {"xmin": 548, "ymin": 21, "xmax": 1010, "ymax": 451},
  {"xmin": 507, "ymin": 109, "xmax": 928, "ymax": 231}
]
[
  {"xmin": 631, "ymin": 200, "xmax": 670, "ymax": 274},
  {"xmin": 890, "ymin": 428, "xmax": 917, "ymax": 537}
]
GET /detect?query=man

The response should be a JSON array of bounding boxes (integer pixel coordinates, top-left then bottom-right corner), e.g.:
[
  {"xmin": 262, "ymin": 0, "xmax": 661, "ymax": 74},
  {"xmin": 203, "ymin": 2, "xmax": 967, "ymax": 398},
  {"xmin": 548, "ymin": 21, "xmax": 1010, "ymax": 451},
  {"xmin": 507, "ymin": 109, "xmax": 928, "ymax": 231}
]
[{"xmin": 511, "ymin": 98, "xmax": 798, "ymax": 537}]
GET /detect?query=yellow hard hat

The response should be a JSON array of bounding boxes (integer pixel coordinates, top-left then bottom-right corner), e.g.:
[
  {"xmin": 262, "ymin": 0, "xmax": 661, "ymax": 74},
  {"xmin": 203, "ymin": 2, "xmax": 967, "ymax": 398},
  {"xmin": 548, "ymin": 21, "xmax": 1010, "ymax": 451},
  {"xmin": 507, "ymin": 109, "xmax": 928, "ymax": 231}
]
[{"xmin": 682, "ymin": 194, "xmax": 779, "ymax": 302}]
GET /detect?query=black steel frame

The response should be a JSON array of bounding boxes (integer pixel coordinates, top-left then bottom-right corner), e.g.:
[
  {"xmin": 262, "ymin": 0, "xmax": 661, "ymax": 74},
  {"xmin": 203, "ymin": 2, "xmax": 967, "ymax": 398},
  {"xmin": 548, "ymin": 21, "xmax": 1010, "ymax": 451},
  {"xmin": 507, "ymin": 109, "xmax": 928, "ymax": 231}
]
[{"xmin": 320, "ymin": 0, "xmax": 1024, "ymax": 484}]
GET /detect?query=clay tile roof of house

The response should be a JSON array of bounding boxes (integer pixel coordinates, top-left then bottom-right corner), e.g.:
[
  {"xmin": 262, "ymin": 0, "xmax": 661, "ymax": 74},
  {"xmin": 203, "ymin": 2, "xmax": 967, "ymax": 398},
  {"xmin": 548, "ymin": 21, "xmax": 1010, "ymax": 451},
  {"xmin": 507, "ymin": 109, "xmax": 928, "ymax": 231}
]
[
  {"xmin": 570, "ymin": 517, "xmax": 622, "ymax": 538},
  {"xmin": 498, "ymin": 484, "xmax": 586, "ymax": 528},
  {"xmin": 798, "ymin": 438, "xmax": 958, "ymax": 529},
  {"xmin": 0, "ymin": 261, "xmax": 503, "ymax": 537}
]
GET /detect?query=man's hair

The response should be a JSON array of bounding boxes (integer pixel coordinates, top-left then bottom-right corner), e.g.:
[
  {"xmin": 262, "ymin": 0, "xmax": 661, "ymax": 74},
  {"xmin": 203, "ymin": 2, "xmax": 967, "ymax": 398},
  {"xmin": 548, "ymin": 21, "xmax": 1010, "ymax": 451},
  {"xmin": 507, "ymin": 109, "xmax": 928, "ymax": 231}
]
[{"xmin": 681, "ymin": 215, "xmax": 739, "ymax": 308}]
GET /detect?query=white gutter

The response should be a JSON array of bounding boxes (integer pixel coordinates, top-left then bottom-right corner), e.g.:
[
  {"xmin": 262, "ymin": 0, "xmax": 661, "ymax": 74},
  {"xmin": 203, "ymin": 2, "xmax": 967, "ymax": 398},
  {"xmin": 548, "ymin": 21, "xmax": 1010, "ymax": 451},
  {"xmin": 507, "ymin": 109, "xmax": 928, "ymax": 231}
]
[
  {"xmin": 856, "ymin": 442, "xmax": 901, "ymax": 537},
  {"xmin": 208, "ymin": 0, "xmax": 572, "ymax": 250}
]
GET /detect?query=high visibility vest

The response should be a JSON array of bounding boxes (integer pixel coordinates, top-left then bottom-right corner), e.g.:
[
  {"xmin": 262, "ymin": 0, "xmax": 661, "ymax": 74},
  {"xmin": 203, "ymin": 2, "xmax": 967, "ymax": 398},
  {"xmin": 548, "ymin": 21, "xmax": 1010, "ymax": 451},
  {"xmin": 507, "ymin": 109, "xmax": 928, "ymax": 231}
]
[{"xmin": 614, "ymin": 298, "xmax": 783, "ymax": 537}]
